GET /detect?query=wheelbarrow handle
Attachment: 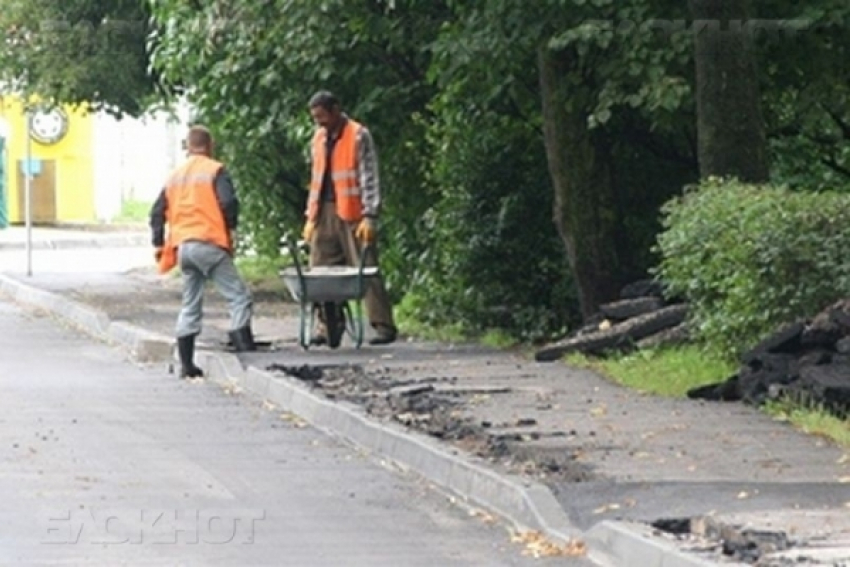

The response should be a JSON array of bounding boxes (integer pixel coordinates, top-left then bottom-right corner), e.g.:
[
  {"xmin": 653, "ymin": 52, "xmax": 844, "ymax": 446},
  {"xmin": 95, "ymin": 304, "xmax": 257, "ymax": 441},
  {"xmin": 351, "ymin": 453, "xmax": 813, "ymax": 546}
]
[{"xmin": 285, "ymin": 236, "xmax": 308, "ymax": 280}]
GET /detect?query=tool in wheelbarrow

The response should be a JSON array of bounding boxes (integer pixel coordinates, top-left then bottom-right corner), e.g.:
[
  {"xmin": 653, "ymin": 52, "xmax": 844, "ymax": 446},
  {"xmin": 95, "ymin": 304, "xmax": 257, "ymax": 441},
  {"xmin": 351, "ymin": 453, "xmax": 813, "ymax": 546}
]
[{"xmin": 279, "ymin": 237, "xmax": 378, "ymax": 350}]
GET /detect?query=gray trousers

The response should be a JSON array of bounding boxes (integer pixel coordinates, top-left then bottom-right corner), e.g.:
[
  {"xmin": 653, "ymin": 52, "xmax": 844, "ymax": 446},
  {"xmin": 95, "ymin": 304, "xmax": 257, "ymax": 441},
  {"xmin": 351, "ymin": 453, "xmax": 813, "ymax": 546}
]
[{"xmin": 176, "ymin": 240, "xmax": 253, "ymax": 338}]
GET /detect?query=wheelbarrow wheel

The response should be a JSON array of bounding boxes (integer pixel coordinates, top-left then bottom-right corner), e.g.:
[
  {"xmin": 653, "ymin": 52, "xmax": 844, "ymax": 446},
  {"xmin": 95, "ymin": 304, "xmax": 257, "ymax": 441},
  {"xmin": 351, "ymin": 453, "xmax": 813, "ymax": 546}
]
[
  {"xmin": 322, "ymin": 301, "xmax": 346, "ymax": 349},
  {"xmin": 342, "ymin": 301, "xmax": 363, "ymax": 348}
]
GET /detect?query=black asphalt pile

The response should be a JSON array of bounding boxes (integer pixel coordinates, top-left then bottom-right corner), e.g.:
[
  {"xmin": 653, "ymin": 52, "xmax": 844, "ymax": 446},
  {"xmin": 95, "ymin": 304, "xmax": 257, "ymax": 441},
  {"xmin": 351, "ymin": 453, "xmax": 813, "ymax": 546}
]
[
  {"xmin": 266, "ymin": 363, "xmax": 596, "ymax": 482},
  {"xmin": 688, "ymin": 299, "xmax": 850, "ymax": 418},
  {"xmin": 535, "ymin": 279, "xmax": 689, "ymax": 362},
  {"xmin": 651, "ymin": 516, "xmax": 792, "ymax": 565}
]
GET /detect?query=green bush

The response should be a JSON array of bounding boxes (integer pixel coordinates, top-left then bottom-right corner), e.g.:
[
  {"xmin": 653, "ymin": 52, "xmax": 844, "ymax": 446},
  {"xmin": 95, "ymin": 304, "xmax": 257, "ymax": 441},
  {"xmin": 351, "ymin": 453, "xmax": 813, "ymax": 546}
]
[
  {"xmin": 653, "ymin": 178, "xmax": 850, "ymax": 359},
  {"xmin": 395, "ymin": 95, "xmax": 578, "ymax": 343}
]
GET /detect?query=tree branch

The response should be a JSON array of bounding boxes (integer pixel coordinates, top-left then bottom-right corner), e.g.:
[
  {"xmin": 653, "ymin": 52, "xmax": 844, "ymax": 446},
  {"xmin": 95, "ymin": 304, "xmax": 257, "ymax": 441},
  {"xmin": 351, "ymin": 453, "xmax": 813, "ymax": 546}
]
[
  {"xmin": 820, "ymin": 156, "xmax": 850, "ymax": 179},
  {"xmin": 823, "ymin": 105, "xmax": 850, "ymax": 140}
]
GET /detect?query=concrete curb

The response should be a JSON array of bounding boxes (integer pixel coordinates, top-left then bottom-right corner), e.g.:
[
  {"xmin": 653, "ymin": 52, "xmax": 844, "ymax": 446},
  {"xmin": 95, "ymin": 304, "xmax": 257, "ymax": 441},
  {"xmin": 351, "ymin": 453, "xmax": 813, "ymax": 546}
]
[
  {"xmin": 584, "ymin": 521, "xmax": 737, "ymax": 567},
  {"xmin": 0, "ymin": 234, "xmax": 149, "ymax": 251},
  {"xmin": 0, "ymin": 271, "xmax": 728, "ymax": 567},
  {"xmin": 0, "ymin": 274, "xmax": 174, "ymax": 364},
  {"xmin": 198, "ymin": 349, "xmax": 581, "ymax": 545}
]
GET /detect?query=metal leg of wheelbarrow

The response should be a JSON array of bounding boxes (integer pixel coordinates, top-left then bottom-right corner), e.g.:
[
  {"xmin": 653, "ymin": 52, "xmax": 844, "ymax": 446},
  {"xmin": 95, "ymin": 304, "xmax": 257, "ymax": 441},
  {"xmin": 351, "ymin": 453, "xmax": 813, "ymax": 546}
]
[{"xmin": 298, "ymin": 298, "xmax": 312, "ymax": 350}]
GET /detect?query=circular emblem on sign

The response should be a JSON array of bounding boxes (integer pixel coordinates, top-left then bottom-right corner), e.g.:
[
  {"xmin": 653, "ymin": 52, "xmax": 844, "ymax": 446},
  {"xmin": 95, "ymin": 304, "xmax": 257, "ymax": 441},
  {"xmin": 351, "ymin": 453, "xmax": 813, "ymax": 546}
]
[{"xmin": 30, "ymin": 107, "xmax": 69, "ymax": 145}]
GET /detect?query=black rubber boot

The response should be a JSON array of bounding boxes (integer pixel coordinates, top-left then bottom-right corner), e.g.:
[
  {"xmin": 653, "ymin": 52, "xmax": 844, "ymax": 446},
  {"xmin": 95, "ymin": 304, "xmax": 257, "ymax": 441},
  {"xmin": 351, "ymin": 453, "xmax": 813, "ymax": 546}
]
[
  {"xmin": 229, "ymin": 325, "xmax": 257, "ymax": 352},
  {"xmin": 177, "ymin": 334, "xmax": 204, "ymax": 378}
]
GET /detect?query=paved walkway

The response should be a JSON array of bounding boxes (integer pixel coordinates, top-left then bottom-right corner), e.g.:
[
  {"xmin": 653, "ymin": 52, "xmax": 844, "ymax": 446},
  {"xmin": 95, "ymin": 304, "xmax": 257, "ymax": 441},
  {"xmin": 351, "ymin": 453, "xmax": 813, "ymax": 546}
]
[
  {"xmin": 0, "ymin": 300, "xmax": 581, "ymax": 567},
  {"xmin": 1, "ymin": 241, "xmax": 848, "ymax": 566},
  {"xmin": 0, "ymin": 225, "xmax": 149, "ymax": 250}
]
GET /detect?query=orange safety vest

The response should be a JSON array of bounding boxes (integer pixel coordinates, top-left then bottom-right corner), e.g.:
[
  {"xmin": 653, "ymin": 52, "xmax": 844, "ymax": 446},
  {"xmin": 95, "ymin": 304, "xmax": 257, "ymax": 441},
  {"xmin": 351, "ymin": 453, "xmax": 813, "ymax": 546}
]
[
  {"xmin": 307, "ymin": 119, "xmax": 363, "ymax": 222},
  {"xmin": 164, "ymin": 155, "xmax": 231, "ymax": 255}
]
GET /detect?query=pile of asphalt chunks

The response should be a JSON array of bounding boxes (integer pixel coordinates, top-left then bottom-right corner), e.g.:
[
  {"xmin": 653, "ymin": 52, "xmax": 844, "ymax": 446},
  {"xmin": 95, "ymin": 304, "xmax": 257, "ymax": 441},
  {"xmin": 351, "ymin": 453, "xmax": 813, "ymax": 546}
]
[
  {"xmin": 533, "ymin": 279, "xmax": 849, "ymax": 418},
  {"xmin": 689, "ymin": 298, "xmax": 850, "ymax": 418},
  {"xmin": 534, "ymin": 279, "xmax": 689, "ymax": 362}
]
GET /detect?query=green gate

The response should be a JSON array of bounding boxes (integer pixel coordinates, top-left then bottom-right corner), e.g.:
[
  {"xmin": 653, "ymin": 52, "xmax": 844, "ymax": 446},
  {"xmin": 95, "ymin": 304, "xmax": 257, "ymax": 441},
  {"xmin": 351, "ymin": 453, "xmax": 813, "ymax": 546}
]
[{"xmin": 0, "ymin": 136, "xmax": 7, "ymax": 228}]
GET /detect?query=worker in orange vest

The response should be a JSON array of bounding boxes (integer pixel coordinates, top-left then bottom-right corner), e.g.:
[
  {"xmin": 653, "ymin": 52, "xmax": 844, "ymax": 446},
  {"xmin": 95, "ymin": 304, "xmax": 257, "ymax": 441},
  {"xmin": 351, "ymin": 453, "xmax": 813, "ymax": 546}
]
[
  {"xmin": 301, "ymin": 91, "xmax": 397, "ymax": 346},
  {"xmin": 150, "ymin": 125, "xmax": 256, "ymax": 378}
]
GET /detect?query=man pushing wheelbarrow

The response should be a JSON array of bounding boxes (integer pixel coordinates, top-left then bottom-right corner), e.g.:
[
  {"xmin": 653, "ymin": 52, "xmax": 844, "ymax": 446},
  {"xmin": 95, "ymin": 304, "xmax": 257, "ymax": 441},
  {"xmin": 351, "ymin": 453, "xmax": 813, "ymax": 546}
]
[{"xmin": 300, "ymin": 90, "xmax": 398, "ymax": 348}]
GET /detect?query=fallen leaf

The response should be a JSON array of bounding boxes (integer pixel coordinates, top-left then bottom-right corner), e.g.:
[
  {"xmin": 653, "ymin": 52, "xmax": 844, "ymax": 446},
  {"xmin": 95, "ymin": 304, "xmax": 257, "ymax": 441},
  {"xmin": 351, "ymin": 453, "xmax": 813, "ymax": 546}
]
[
  {"xmin": 280, "ymin": 413, "xmax": 308, "ymax": 428},
  {"xmin": 593, "ymin": 503, "xmax": 621, "ymax": 514},
  {"xmin": 469, "ymin": 509, "xmax": 497, "ymax": 524},
  {"xmin": 470, "ymin": 394, "xmax": 491, "ymax": 405},
  {"xmin": 221, "ymin": 383, "xmax": 242, "ymax": 396},
  {"xmin": 511, "ymin": 531, "xmax": 587, "ymax": 558},
  {"xmin": 590, "ymin": 405, "xmax": 607, "ymax": 417}
]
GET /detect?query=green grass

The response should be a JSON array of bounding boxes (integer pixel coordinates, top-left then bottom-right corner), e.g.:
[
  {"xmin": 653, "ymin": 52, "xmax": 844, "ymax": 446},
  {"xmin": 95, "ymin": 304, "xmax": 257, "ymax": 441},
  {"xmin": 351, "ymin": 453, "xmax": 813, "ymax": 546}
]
[
  {"xmin": 564, "ymin": 345, "xmax": 737, "ymax": 397},
  {"xmin": 114, "ymin": 199, "xmax": 152, "ymax": 223},
  {"xmin": 235, "ymin": 254, "xmax": 292, "ymax": 288},
  {"xmin": 765, "ymin": 399, "xmax": 850, "ymax": 449},
  {"xmin": 395, "ymin": 307, "xmax": 519, "ymax": 346},
  {"xmin": 396, "ymin": 317, "xmax": 467, "ymax": 343},
  {"xmin": 564, "ymin": 344, "xmax": 849, "ymax": 448},
  {"xmin": 480, "ymin": 328, "xmax": 519, "ymax": 349}
]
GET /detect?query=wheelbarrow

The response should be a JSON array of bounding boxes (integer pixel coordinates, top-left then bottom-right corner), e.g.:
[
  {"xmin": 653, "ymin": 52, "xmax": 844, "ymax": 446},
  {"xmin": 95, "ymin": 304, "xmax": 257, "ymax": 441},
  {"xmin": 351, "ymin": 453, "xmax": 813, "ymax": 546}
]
[{"xmin": 279, "ymin": 238, "xmax": 378, "ymax": 350}]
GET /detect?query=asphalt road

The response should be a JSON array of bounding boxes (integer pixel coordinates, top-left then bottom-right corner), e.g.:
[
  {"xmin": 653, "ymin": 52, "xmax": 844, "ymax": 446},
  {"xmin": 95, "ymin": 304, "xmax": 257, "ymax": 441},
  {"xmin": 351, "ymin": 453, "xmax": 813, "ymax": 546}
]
[{"xmin": 0, "ymin": 299, "xmax": 592, "ymax": 567}]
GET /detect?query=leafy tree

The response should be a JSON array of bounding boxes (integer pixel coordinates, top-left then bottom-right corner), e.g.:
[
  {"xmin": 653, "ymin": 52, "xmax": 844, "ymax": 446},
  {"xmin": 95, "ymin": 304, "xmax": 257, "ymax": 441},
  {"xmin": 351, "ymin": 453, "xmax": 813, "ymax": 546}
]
[
  {"xmin": 0, "ymin": 0, "xmax": 158, "ymax": 116},
  {"xmin": 757, "ymin": 1, "xmax": 850, "ymax": 189},
  {"xmin": 149, "ymin": 0, "xmax": 444, "ymax": 266},
  {"xmin": 688, "ymin": 0, "xmax": 770, "ymax": 182},
  {"xmin": 429, "ymin": 0, "xmax": 696, "ymax": 319}
]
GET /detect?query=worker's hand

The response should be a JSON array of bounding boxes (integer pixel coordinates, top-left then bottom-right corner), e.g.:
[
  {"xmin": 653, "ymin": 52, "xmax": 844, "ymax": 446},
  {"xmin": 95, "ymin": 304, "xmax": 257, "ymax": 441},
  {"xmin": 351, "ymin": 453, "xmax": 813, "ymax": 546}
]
[
  {"xmin": 355, "ymin": 217, "xmax": 376, "ymax": 244},
  {"xmin": 302, "ymin": 220, "xmax": 316, "ymax": 243},
  {"xmin": 154, "ymin": 247, "xmax": 163, "ymax": 262}
]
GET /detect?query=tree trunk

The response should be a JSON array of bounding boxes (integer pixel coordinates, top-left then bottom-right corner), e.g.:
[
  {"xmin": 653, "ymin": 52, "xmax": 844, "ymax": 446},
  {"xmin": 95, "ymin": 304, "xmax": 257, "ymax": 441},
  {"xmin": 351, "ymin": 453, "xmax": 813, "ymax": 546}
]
[
  {"xmin": 538, "ymin": 47, "xmax": 621, "ymax": 320},
  {"xmin": 689, "ymin": 0, "xmax": 770, "ymax": 182}
]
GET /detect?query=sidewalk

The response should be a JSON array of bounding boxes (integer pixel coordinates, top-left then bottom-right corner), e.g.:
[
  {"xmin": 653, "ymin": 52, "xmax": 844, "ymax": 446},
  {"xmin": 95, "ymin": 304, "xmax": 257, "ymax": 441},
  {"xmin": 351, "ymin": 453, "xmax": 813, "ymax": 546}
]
[
  {"xmin": 0, "ymin": 225, "xmax": 148, "ymax": 250},
  {"xmin": 1, "ymin": 250, "xmax": 848, "ymax": 566}
]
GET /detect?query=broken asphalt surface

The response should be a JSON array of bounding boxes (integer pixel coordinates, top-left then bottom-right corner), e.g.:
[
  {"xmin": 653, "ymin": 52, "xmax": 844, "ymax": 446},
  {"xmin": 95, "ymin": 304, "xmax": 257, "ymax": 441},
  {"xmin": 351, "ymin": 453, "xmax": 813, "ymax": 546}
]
[{"xmin": 2, "ymin": 239, "xmax": 849, "ymax": 566}]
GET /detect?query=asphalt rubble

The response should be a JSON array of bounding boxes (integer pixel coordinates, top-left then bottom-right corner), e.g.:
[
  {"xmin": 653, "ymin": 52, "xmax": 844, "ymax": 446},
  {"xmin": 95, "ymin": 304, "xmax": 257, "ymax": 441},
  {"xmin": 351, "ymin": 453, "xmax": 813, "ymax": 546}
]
[{"xmin": 1, "ymin": 231, "xmax": 848, "ymax": 567}]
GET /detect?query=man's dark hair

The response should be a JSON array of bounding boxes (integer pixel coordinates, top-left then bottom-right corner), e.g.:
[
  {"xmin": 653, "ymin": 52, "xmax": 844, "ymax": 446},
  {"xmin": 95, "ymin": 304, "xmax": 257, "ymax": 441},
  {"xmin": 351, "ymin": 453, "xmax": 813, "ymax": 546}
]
[
  {"xmin": 186, "ymin": 125, "xmax": 213, "ymax": 151},
  {"xmin": 309, "ymin": 90, "xmax": 340, "ymax": 111}
]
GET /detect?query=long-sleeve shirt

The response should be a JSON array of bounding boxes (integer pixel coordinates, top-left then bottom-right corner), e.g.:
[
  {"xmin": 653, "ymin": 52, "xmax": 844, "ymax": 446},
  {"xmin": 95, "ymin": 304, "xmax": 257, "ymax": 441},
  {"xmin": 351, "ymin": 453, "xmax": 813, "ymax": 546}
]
[
  {"xmin": 149, "ymin": 167, "xmax": 239, "ymax": 247},
  {"xmin": 356, "ymin": 126, "xmax": 381, "ymax": 218}
]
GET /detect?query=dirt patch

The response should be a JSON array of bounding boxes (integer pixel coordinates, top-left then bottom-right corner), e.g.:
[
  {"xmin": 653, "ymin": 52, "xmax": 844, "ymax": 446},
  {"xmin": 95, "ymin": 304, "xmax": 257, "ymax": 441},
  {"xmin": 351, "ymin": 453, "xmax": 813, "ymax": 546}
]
[{"xmin": 267, "ymin": 362, "xmax": 596, "ymax": 483}]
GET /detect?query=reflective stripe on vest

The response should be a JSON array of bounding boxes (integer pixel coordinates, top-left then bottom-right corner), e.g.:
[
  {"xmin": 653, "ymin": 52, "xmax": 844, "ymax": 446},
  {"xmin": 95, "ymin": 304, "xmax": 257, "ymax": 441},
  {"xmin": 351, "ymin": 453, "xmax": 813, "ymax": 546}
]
[
  {"xmin": 307, "ymin": 119, "xmax": 363, "ymax": 222},
  {"xmin": 164, "ymin": 155, "xmax": 231, "ymax": 252}
]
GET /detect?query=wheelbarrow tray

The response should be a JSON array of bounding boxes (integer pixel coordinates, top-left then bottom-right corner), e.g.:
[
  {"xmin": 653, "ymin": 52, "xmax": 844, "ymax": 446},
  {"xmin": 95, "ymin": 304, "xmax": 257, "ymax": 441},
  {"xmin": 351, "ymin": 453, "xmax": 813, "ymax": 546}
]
[{"xmin": 281, "ymin": 265, "xmax": 379, "ymax": 303}]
